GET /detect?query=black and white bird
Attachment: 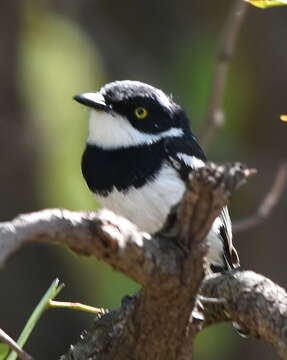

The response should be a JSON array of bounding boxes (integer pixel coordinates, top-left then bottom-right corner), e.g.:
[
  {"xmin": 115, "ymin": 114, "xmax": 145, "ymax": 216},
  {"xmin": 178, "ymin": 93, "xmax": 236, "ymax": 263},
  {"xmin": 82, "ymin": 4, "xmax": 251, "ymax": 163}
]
[{"xmin": 74, "ymin": 80, "xmax": 239, "ymax": 273}]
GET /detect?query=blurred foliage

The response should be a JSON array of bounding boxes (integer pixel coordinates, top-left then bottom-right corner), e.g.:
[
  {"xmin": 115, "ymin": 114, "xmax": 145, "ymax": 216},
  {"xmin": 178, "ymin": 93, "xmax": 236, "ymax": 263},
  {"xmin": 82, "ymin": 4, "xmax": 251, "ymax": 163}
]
[
  {"xmin": 246, "ymin": 0, "xmax": 287, "ymax": 8},
  {"xmin": 166, "ymin": 36, "xmax": 216, "ymax": 132},
  {"xmin": 194, "ymin": 324, "xmax": 236, "ymax": 360},
  {"xmin": 166, "ymin": 35, "xmax": 252, "ymax": 159},
  {"xmin": 19, "ymin": 3, "xmax": 102, "ymax": 210},
  {"xmin": 0, "ymin": 345, "xmax": 9, "ymax": 360},
  {"xmin": 19, "ymin": 3, "xmax": 139, "ymax": 311}
]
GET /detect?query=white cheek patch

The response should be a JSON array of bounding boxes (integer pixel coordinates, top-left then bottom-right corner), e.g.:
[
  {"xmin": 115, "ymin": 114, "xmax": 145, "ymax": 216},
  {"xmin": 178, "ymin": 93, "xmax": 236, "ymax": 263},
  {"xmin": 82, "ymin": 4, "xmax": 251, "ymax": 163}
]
[
  {"xmin": 87, "ymin": 110, "xmax": 183, "ymax": 149},
  {"xmin": 176, "ymin": 153, "xmax": 205, "ymax": 169}
]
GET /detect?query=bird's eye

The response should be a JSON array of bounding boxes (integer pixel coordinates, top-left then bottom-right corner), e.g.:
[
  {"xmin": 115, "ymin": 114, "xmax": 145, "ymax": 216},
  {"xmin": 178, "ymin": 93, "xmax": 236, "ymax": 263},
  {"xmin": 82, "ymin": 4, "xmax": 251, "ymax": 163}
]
[{"xmin": 134, "ymin": 107, "xmax": 148, "ymax": 119}]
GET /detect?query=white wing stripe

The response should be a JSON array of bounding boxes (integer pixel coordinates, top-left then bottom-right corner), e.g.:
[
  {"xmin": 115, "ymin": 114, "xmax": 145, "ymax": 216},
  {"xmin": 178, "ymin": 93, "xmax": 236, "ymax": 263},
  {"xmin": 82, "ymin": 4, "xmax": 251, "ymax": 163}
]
[{"xmin": 176, "ymin": 153, "xmax": 205, "ymax": 169}]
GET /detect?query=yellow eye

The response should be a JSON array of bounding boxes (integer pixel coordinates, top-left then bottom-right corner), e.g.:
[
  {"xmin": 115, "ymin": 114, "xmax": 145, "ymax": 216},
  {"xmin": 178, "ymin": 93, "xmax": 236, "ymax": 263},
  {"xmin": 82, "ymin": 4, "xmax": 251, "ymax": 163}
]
[{"xmin": 134, "ymin": 107, "xmax": 148, "ymax": 119}]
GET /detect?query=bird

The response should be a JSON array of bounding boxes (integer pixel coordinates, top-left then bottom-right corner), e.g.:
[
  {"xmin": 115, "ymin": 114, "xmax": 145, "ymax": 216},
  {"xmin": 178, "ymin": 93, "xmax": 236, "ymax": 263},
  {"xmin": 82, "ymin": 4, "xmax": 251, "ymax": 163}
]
[{"xmin": 74, "ymin": 80, "xmax": 240, "ymax": 273}]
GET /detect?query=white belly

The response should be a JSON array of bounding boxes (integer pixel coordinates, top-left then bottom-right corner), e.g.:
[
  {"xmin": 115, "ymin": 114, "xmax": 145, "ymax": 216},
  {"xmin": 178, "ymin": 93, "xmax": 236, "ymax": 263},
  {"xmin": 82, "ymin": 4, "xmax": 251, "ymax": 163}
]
[
  {"xmin": 96, "ymin": 164, "xmax": 185, "ymax": 233},
  {"xmin": 95, "ymin": 163, "xmax": 224, "ymax": 267}
]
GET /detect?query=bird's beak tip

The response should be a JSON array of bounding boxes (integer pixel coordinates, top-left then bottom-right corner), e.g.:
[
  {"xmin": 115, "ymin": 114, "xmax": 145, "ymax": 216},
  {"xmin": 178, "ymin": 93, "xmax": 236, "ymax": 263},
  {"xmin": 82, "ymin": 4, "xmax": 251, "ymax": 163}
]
[
  {"xmin": 73, "ymin": 92, "xmax": 108, "ymax": 111},
  {"xmin": 73, "ymin": 94, "xmax": 83, "ymax": 103}
]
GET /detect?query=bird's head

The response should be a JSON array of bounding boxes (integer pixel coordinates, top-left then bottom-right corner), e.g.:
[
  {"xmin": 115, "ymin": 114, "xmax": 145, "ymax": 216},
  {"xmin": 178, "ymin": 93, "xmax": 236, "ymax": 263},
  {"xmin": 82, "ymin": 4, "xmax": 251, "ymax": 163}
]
[{"xmin": 74, "ymin": 80, "xmax": 191, "ymax": 149}]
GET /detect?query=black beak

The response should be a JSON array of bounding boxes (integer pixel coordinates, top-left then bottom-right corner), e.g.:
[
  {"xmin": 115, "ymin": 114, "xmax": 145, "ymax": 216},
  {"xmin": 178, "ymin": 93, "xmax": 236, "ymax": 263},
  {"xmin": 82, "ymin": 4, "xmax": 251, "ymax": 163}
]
[{"xmin": 73, "ymin": 92, "xmax": 108, "ymax": 111}]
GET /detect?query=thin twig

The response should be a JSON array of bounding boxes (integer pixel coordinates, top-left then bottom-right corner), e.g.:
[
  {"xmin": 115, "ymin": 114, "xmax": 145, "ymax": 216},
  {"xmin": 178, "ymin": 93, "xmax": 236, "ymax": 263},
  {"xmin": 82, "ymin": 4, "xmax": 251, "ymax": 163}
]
[
  {"xmin": 233, "ymin": 162, "xmax": 287, "ymax": 233},
  {"xmin": 48, "ymin": 300, "xmax": 106, "ymax": 315},
  {"xmin": 0, "ymin": 328, "xmax": 33, "ymax": 360},
  {"xmin": 200, "ymin": 0, "xmax": 249, "ymax": 149}
]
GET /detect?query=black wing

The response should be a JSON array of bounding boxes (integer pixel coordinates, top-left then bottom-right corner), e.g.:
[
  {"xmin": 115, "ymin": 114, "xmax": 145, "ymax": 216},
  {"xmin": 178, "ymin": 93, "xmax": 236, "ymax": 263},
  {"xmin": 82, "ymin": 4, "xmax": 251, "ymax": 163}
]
[
  {"xmin": 164, "ymin": 135, "xmax": 206, "ymax": 181},
  {"xmin": 164, "ymin": 135, "xmax": 239, "ymax": 272},
  {"xmin": 219, "ymin": 207, "xmax": 240, "ymax": 271}
]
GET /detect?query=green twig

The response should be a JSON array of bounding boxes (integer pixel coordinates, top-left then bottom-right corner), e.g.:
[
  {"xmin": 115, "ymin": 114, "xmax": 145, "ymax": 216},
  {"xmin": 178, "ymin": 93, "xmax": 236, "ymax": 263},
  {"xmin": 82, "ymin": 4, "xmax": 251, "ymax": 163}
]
[
  {"xmin": 48, "ymin": 300, "xmax": 106, "ymax": 315},
  {"xmin": 0, "ymin": 328, "xmax": 32, "ymax": 360},
  {"xmin": 6, "ymin": 279, "xmax": 64, "ymax": 360}
]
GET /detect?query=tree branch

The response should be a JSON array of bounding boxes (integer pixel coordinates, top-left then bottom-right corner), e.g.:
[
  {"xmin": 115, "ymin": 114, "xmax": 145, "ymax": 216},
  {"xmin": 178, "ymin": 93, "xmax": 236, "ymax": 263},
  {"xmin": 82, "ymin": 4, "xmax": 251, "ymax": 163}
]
[
  {"xmin": 61, "ymin": 269, "xmax": 287, "ymax": 360},
  {"xmin": 233, "ymin": 162, "xmax": 287, "ymax": 233},
  {"xmin": 0, "ymin": 163, "xmax": 256, "ymax": 359},
  {"xmin": 3, "ymin": 163, "xmax": 286, "ymax": 359},
  {"xmin": 202, "ymin": 271, "xmax": 287, "ymax": 360},
  {"xmin": 0, "ymin": 208, "xmax": 180, "ymax": 287},
  {"xmin": 199, "ymin": 0, "xmax": 249, "ymax": 149}
]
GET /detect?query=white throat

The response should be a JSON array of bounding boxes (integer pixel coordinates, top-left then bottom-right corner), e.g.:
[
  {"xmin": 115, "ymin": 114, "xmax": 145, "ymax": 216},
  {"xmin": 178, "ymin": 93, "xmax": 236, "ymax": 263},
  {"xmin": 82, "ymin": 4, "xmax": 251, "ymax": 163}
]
[{"xmin": 87, "ymin": 110, "xmax": 183, "ymax": 149}]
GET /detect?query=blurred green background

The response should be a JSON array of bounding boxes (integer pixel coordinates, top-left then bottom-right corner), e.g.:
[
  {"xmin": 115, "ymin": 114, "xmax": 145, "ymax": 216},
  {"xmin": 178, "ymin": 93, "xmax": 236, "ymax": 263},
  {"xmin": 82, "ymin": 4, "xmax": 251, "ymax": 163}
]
[{"xmin": 0, "ymin": 1, "xmax": 286, "ymax": 359}]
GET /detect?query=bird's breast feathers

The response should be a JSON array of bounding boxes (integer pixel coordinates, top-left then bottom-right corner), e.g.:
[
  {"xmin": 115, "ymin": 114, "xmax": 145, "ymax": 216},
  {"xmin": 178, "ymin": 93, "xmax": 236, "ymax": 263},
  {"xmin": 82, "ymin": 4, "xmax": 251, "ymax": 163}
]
[
  {"xmin": 96, "ymin": 163, "xmax": 185, "ymax": 233},
  {"xmin": 82, "ymin": 141, "xmax": 207, "ymax": 233}
]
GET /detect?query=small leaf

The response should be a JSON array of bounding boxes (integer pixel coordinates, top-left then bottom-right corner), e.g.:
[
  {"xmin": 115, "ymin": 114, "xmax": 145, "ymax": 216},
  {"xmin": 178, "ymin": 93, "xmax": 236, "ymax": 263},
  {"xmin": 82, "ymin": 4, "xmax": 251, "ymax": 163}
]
[
  {"xmin": 246, "ymin": 0, "xmax": 287, "ymax": 8},
  {"xmin": 280, "ymin": 114, "xmax": 287, "ymax": 122},
  {"xmin": 0, "ymin": 344, "xmax": 9, "ymax": 360}
]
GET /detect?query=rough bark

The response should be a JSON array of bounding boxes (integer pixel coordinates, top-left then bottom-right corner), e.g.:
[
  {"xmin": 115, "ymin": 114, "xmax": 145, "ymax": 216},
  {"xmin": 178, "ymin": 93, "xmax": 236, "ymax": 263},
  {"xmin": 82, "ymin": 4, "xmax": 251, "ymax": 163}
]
[{"xmin": 202, "ymin": 271, "xmax": 287, "ymax": 360}]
